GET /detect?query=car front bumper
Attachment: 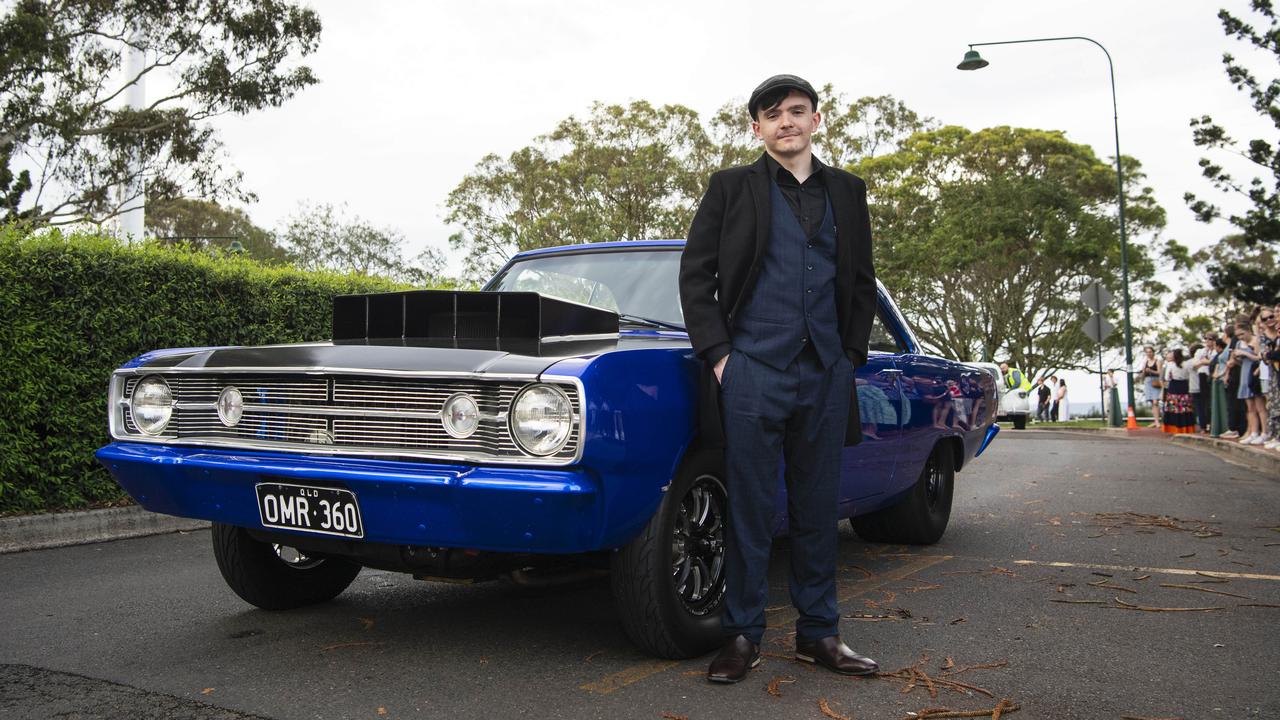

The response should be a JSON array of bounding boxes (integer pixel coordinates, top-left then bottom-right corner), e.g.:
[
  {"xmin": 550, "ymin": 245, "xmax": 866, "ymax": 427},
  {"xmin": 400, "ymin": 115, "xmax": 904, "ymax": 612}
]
[{"xmin": 96, "ymin": 442, "xmax": 604, "ymax": 554}]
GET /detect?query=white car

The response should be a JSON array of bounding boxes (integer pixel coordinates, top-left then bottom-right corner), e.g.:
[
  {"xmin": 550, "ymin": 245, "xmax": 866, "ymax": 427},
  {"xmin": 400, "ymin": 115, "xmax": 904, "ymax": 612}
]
[{"xmin": 970, "ymin": 362, "xmax": 1032, "ymax": 429}]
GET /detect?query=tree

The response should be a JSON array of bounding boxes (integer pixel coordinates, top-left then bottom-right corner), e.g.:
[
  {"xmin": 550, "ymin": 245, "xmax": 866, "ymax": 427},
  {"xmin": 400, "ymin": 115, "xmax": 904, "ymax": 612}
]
[
  {"xmin": 1184, "ymin": 1, "xmax": 1280, "ymax": 304},
  {"xmin": 446, "ymin": 91, "xmax": 930, "ymax": 283},
  {"xmin": 146, "ymin": 188, "xmax": 288, "ymax": 264},
  {"xmin": 854, "ymin": 126, "xmax": 1169, "ymax": 380},
  {"xmin": 0, "ymin": 0, "xmax": 322, "ymax": 226},
  {"xmin": 278, "ymin": 202, "xmax": 446, "ymax": 286},
  {"xmin": 446, "ymin": 101, "xmax": 717, "ymax": 282},
  {"xmin": 1171, "ymin": 233, "xmax": 1275, "ymax": 326}
]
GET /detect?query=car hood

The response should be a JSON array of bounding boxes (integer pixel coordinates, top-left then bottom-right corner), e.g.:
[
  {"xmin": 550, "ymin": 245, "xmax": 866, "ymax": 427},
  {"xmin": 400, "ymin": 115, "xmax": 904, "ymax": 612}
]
[{"xmin": 125, "ymin": 334, "xmax": 690, "ymax": 377}]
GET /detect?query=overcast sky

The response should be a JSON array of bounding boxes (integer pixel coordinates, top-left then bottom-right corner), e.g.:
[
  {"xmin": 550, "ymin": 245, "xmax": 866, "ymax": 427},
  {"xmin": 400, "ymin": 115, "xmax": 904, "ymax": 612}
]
[
  {"xmin": 215, "ymin": 0, "xmax": 1266, "ymax": 277},
  {"xmin": 207, "ymin": 0, "xmax": 1264, "ymax": 404}
]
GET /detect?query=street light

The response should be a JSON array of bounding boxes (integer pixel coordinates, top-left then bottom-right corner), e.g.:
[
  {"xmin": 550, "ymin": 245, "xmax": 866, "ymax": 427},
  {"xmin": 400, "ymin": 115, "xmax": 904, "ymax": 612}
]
[{"xmin": 957, "ymin": 36, "xmax": 1138, "ymax": 419}]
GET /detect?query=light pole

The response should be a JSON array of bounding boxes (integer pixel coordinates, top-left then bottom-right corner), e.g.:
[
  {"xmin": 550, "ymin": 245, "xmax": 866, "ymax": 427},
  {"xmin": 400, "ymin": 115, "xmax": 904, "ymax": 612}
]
[{"xmin": 957, "ymin": 37, "xmax": 1138, "ymax": 418}]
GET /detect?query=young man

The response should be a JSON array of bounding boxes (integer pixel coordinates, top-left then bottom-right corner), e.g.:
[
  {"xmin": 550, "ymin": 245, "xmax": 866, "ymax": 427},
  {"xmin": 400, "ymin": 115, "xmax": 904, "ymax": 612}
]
[
  {"xmin": 679, "ymin": 74, "xmax": 878, "ymax": 684},
  {"xmin": 1035, "ymin": 377, "xmax": 1052, "ymax": 422}
]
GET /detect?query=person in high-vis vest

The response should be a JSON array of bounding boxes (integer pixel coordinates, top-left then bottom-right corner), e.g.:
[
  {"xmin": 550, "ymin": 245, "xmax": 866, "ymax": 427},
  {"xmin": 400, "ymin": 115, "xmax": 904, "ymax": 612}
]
[{"xmin": 998, "ymin": 362, "xmax": 1032, "ymax": 393}]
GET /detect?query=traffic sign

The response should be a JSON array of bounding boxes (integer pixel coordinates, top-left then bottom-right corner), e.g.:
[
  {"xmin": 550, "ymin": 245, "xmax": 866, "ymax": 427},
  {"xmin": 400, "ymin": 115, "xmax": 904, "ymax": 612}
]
[
  {"xmin": 1080, "ymin": 282, "xmax": 1113, "ymax": 312},
  {"xmin": 1082, "ymin": 314, "xmax": 1115, "ymax": 344}
]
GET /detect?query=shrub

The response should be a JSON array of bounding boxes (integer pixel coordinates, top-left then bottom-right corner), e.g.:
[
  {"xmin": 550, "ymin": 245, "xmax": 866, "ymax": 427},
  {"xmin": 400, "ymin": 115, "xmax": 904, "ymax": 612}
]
[{"xmin": 0, "ymin": 226, "xmax": 409, "ymax": 513}]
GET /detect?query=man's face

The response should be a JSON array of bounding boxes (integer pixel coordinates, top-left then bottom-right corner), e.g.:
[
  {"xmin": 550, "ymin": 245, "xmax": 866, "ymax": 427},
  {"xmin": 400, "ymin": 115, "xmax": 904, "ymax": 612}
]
[
  {"xmin": 752, "ymin": 90, "xmax": 821, "ymax": 159},
  {"xmin": 998, "ymin": 363, "xmax": 1008, "ymax": 373}
]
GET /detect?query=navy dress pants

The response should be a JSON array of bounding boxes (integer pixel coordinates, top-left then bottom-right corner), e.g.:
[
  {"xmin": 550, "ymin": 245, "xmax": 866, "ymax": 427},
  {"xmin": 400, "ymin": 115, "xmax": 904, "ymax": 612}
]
[{"xmin": 718, "ymin": 344, "xmax": 854, "ymax": 644}]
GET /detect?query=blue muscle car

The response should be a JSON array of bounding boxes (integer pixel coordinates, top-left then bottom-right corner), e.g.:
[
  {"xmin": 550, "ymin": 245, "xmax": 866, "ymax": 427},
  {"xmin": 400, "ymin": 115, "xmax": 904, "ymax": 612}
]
[{"xmin": 96, "ymin": 240, "xmax": 999, "ymax": 659}]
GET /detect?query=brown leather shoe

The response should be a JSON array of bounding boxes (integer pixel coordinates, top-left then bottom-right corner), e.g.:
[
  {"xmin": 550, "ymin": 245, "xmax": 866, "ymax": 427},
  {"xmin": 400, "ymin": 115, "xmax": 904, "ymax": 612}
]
[
  {"xmin": 707, "ymin": 635, "xmax": 761, "ymax": 684},
  {"xmin": 794, "ymin": 636, "xmax": 878, "ymax": 676}
]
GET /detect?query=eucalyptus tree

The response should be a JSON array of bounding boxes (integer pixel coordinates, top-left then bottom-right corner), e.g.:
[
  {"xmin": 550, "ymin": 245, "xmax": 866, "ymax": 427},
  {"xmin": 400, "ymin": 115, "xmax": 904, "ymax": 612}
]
[
  {"xmin": 855, "ymin": 125, "xmax": 1169, "ymax": 379},
  {"xmin": 0, "ymin": 0, "xmax": 322, "ymax": 226}
]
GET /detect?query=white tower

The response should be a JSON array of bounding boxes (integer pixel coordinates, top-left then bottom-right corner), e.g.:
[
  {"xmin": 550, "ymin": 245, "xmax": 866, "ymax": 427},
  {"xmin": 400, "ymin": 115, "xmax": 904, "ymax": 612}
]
[{"xmin": 118, "ymin": 29, "xmax": 146, "ymax": 241}]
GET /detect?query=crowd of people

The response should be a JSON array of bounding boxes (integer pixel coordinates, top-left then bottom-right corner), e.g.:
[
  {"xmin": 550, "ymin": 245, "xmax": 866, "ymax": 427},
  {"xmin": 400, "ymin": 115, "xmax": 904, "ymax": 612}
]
[
  {"xmin": 1033, "ymin": 375, "xmax": 1070, "ymax": 422},
  {"xmin": 1138, "ymin": 304, "xmax": 1279, "ymax": 449}
]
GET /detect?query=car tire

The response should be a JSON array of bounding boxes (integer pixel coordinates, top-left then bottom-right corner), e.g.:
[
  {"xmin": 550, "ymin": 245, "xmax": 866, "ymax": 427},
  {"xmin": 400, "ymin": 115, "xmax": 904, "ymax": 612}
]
[
  {"xmin": 610, "ymin": 450, "xmax": 727, "ymax": 659},
  {"xmin": 211, "ymin": 522, "xmax": 362, "ymax": 610},
  {"xmin": 850, "ymin": 443, "xmax": 954, "ymax": 545},
  {"xmin": 1013, "ymin": 414, "xmax": 1027, "ymax": 430}
]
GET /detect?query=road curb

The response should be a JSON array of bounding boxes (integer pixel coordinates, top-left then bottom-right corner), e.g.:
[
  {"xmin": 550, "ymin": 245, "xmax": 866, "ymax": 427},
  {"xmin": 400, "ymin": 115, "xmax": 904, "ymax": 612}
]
[
  {"xmin": 0, "ymin": 506, "xmax": 209, "ymax": 554},
  {"xmin": 1170, "ymin": 434, "xmax": 1280, "ymax": 475}
]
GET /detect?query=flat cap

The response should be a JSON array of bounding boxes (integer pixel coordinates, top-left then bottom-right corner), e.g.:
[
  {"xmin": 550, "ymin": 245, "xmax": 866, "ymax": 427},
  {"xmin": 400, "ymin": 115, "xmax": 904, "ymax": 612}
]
[{"xmin": 748, "ymin": 74, "xmax": 818, "ymax": 118}]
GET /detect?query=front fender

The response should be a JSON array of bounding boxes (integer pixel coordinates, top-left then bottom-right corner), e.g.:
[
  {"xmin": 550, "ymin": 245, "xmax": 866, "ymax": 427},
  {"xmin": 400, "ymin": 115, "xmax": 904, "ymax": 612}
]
[{"xmin": 546, "ymin": 344, "xmax": 699, "ymax": 549}]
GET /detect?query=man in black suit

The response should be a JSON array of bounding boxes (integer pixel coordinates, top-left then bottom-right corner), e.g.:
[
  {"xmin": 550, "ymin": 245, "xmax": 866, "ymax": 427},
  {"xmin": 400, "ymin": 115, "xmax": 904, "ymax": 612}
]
[
  {"xmin": 678, "ymin": 74, "xmax": 879, "ymax": 684},
  {"xmin": 1036, "ymin": 378, "xmax": 1052, "ymax": 423}
]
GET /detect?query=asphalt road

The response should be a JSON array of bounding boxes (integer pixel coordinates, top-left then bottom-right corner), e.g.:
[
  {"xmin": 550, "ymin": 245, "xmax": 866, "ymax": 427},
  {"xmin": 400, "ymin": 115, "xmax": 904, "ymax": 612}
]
[{"xmin": 2, "ymin": 431, "xmax": 1277, "ymax": 720}]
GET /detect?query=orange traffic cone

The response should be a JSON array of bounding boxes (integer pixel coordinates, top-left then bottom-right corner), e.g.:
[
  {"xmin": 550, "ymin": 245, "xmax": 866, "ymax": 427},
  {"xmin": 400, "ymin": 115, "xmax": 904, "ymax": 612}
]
[{"xmin": 1125, "ymin": 406, "xmax": 1138, "ymax": 430}]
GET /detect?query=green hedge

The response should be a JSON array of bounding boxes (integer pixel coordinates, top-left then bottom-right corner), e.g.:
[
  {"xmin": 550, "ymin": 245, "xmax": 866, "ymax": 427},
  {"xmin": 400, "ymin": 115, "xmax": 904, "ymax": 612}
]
[{"xmin": 0, "ymin": 227, "xmax": 408, "ymax": 514}]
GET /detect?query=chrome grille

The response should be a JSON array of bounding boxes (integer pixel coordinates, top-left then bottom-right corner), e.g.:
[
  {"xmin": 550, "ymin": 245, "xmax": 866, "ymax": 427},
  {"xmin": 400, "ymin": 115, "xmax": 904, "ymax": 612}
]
[
  {"xmin": 122, "ymin": 377, "xmax": 140, "ymax": 434},
  {"xmin": 332, "ymin": 379, "xmax": 518, "ymax": 414},
  {"xmin": 115, "ymin": 372, "xmax": 581, "ymax": 463},
  {"xmin": 177, "ymin": 376, "xmax": 329, "ymax": 405},
  {"xmin": 176, "ymin": 409, "xmax": 328, "ymax": 443}
]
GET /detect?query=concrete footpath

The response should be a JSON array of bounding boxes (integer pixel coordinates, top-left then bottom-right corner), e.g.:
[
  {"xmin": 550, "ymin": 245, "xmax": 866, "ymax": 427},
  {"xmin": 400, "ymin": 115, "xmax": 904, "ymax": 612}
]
[
  {"xmin": 1022, "ymin": 423, "xmax": 1280, "ymax": 475},
  {"xmin": 1, "ymin": 426, "xmax": 1273, "ymax": 556},
  {"xmin": 0, "ymin": 506, "xmax": 208, "ymax": 554}
]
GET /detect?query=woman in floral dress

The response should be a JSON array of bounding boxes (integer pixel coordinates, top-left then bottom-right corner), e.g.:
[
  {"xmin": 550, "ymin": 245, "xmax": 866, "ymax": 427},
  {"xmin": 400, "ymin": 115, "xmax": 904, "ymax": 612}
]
[{"xmin": 1160, "ymin": 349, "xmax": 1196, "ymax": 435}]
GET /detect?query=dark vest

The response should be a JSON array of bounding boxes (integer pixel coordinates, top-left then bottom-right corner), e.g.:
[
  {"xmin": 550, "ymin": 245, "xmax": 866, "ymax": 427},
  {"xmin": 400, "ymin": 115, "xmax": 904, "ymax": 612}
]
[{"xmin": 732, "ymin": 180, "xmax": 842, "ymax": 370}]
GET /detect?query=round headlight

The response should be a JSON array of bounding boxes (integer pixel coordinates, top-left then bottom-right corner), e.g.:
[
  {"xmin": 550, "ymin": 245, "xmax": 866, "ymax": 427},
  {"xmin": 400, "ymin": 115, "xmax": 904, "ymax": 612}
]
[
  {"xmin": 130, "ymin": 375, "xmax": 173, "ymax": 435},
  {"xmin": 217, "ymin": 386, "xmax": 244, "ymax": 427},
  {"xmin": 441, "ymin": 393, "xmax": 480, "ymax": 438},
  {"xmin": 510, "ymin": 384, "xmax": 573, "ymax": 456}
]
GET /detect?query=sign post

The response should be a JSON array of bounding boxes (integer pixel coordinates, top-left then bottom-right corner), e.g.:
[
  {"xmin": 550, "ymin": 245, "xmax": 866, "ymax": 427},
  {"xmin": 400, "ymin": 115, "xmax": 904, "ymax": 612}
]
[{"xmin": 1081, "ymin": 283, "xmax": 1116, "ymax": 425}]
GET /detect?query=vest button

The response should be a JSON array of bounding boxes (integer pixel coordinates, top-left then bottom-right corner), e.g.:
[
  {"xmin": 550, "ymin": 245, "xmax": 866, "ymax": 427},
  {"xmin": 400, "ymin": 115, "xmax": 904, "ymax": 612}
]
[
  {"xmin": 806, "ymin": 289, "xmax": 813, "ymax": 294},
  {"xmin": 807, "ymin": 265, "xmax": 813, "ymax": 271},
  {"xmin": 801, "ymin": 337, "xmax": 808, "ymax": 343}
]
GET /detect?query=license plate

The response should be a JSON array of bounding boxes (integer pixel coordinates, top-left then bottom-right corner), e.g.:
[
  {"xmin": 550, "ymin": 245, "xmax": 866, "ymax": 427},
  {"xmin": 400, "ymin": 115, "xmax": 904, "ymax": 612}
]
[{"xmin": 255, "ymin": 482, "xmax": 364, "ymax": 539}]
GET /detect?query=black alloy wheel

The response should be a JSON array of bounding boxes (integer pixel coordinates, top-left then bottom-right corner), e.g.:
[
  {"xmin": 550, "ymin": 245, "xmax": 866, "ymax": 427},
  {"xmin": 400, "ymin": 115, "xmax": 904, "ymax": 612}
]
[
  {"xmin": 612, "ymin": 451, "xmax": 728, "ymax": 658},
  {"xmin": 671, "ymin": 473, "xmax": 727, "ymax": 615},
  {"xmin": 923, "ymin": 458, "xmax": 943, "ymax": 509}
]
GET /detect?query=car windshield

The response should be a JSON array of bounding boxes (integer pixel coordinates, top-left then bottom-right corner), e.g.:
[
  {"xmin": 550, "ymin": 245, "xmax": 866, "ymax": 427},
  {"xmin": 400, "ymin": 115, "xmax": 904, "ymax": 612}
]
[{"xmin": 485, "ymin": 248, "xmax": 685, "ymax": 327}]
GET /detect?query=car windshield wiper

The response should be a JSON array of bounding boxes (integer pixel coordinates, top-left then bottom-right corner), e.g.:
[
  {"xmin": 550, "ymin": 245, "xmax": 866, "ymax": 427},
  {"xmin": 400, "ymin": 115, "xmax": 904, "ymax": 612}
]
[{"xmin": 618, "ymin": 314, "xmax": 686, "ymax": 332}]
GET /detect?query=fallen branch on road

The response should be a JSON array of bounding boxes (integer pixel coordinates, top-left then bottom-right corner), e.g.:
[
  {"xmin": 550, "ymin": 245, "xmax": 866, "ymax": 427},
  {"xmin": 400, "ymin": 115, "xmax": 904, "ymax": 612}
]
[
  {"xmin": 903, "ymin": 699, "xmax": 1019, "ymax": 719},
  {"xmin": 1088, "ymin": 579, "xmax": 1138, "ymax": 593},
  {"xmin": 877, "ymin": 655, "xmax": 999, "ymax": 699},
  {"xmin": 818, "ymin": 698, "xmax": 851, "ymax": 720},
  {"xmin": 319, "ymin": 641, "xmax": 382, "ymax": 652},
  {"xmin": 1090, "ymin": 511, "xmax": 1222, "ymax": 538},
  {"xmin": 940, "ymin": 661, "xmax": 1009, "ymax": 677},
  {"xmin": 765, "ymin": 675, "xmax": 794, "ymax": 697},
  {"xmin": 1158, "ymin": 583, "xmax": 1254, "ymax": 600},
  {"xmin": 1106, "ymin": 597, "xmax": 1223, "ymax": 612}
]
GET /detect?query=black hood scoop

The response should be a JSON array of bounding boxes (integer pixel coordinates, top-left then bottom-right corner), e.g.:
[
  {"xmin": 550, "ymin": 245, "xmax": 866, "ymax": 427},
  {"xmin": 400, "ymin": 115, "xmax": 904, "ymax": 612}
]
[{"xmin": 332, "ymin": 289, "xmax": 619, "ymax": 353}]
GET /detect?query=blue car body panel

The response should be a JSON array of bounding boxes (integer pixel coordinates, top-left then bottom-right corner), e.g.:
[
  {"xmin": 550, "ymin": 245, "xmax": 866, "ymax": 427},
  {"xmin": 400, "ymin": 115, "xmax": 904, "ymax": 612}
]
[{"xmin": 97, "ymin": 241, "xmax": 997, "ymax": 556}]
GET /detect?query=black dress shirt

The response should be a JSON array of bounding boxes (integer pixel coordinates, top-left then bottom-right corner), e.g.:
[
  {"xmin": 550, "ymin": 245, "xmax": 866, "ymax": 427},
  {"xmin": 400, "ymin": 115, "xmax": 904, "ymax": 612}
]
[{"xmin": 765, "ymin": 154, "xmax": 828, "ymax": 237}]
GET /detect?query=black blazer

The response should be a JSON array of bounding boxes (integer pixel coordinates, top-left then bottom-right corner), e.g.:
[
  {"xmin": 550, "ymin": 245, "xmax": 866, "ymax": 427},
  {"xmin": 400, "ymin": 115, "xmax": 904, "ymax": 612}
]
[{"xmin": 679, "ymin": 153, "xmax": 878, "ymax": 446}]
